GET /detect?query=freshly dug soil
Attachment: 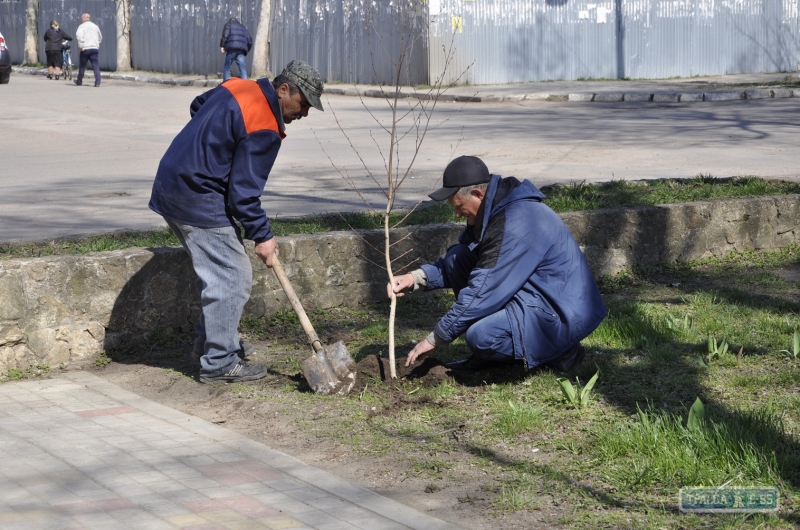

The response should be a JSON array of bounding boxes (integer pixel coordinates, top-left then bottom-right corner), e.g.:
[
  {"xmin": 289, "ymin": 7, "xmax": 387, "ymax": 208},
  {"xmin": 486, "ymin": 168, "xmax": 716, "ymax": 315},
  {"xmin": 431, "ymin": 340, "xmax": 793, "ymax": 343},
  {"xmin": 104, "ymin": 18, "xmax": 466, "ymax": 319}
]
[{"xmin": 352, "ymin": 354, "xmax": 453, "ymax": 392}]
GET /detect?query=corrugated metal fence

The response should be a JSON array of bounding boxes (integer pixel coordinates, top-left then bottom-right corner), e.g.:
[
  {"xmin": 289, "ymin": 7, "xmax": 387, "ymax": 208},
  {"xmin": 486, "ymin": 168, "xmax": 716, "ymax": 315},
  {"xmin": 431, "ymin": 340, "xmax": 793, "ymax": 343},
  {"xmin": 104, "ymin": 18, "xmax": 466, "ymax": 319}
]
[
  {"xmin": 0, "ymin": 1, "xmax": 26, "ymax": 64},
  {"xmin": 40, "ymin": 0, "xmax": 116, "ymax": 70},
  {"xmin": 1, "ymin": 0, "xmax": 797, "ymax": 84},
  {"xmin": 430, "ymin": 0, "xmax": 800, "ymax": 84},
  {"xmin": 270, "ymin": 0, "xmax": 428, "ymax": 85},
  {"xmin": 129, "ymin": 1, "xmax": 259, "ymax": 76},
  {"xmin": 0, "ymin": 0, "xmax": 116, "ymax": 69}
]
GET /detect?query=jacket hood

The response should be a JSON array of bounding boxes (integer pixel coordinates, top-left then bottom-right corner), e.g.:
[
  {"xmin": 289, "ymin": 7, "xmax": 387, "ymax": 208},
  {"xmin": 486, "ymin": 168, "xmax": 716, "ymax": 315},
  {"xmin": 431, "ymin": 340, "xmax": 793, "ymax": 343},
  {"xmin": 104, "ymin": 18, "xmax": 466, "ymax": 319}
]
[{"xmin": 476, "ymin": 174, "xmax": 545, "ymax": 241}]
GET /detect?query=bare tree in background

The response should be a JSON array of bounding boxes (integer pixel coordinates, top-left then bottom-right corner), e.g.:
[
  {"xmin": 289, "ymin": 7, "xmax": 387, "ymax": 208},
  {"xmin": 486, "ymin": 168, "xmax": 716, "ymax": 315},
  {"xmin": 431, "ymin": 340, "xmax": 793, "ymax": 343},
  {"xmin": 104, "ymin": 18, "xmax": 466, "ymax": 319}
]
[
  {"xmin": 24, "ymin": 0, "xmax": 39, "ymax": 64},
  {"xmin": 319, "ymin": 0, "xmax": 470, "ymax": 379},
  {"xmin": 114, "ymin": 0, "xmax": 132, "ymax": 71}
]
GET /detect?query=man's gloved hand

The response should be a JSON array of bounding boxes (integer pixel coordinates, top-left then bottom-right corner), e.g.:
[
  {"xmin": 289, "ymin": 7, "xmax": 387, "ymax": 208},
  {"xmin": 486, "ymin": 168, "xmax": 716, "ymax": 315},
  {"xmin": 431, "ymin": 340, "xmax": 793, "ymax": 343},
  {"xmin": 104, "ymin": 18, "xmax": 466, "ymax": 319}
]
[
  {"xmin": 255, "ymin": 238, "xmax": 278, "ymax": 267},
  {"xmin": 405, "ymin": 338, "xmax": 436, "ymax": 367},
  {"xmin": 387, "ymin": 273, "xmax": 414, "ymax": 298}
]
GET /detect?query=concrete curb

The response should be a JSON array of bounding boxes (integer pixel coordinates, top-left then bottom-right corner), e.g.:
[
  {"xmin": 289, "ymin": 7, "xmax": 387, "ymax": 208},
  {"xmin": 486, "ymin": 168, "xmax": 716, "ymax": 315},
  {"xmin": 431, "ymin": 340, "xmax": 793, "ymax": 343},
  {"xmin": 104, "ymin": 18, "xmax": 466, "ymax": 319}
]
[
  {"xmin": 1, "ymin": 194, "xmax": 798, "ymax": 375},
  {"xmin": 12, "ymin": 66, "xmax": 223, "ymax": 88},
  {"xmin": 12, "ymin": 65, "xmax": 796, "ymax": 104}
]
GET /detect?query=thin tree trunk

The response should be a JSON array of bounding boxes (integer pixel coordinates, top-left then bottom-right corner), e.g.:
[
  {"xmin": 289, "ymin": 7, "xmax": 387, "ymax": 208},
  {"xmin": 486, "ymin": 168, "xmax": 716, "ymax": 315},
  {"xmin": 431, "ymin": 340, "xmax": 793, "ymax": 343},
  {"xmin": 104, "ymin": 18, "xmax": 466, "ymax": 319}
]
[
  {"xmin": 24, "ymin": 0, "xmax": 39, "ymax": 65},
  {"xmin": 385, "ymin": 211, "xmax": 397, "ymax": 379},
  {"xmin": 115, "ymin": 0, "xmax": 132, "ymax": 71},
  {"xmin": 252, "ymin": 0, "xmax": 273, "ymax": 78},
  {"xmin": 384, "ymin": 86, "xmax": 400, "ymax": 379}
]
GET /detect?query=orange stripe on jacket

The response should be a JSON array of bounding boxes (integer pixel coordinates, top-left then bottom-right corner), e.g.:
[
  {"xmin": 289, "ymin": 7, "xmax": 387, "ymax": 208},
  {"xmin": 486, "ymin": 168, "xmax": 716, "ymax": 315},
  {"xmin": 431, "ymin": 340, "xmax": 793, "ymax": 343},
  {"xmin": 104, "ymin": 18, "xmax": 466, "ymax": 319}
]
[{"xmin": 223, "ymin": 79, "xmax": 282, "ymax": 137}]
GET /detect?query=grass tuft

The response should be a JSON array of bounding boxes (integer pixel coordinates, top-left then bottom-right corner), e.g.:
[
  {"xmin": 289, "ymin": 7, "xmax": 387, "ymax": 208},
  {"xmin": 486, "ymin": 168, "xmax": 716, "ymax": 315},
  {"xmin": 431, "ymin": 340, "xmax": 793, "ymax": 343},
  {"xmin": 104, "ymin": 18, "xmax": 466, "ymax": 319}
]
[
  {"xmin": 594, "ymin": 403, "xmax": 795, "ymax": 493},
  {"xmin": 492, "ymin": 484, "xmax": 541, "ymax": 512},
  {"xmin": 492, "ymin": 401, "xmax": 544, "ymax": 436}
]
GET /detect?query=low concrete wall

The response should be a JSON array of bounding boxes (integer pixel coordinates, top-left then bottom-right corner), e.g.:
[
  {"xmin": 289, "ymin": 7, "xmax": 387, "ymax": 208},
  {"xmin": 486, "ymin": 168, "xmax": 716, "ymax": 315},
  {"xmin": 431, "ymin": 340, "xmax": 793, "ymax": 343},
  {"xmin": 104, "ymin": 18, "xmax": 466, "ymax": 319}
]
[{"xmin": 1, "ymin": 195, "xmax": 797, "ymax": 374}]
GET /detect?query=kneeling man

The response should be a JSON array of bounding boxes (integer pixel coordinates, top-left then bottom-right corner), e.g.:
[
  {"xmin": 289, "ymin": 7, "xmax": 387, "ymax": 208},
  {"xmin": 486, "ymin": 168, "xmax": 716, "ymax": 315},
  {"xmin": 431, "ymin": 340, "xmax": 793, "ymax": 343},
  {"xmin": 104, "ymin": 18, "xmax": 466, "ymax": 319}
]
[{"xmin": 390, "ymin": 156, "xmax": 606, "ymax": 372}]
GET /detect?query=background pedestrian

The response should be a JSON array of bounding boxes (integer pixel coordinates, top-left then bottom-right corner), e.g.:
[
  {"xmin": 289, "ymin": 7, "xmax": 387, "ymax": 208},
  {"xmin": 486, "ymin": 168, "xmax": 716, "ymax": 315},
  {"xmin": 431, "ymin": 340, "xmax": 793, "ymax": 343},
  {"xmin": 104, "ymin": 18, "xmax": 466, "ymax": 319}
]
[
  {"xmin": 43, "ymin": 20, "xmax": 72, "ymax": 80},
  {"xmin": 75, "ymin": 13, "xmax": 102, "ymax": 87},
  {"xmin": 219, "ymin": 17, "xmax": 252, "ymax": 81}
]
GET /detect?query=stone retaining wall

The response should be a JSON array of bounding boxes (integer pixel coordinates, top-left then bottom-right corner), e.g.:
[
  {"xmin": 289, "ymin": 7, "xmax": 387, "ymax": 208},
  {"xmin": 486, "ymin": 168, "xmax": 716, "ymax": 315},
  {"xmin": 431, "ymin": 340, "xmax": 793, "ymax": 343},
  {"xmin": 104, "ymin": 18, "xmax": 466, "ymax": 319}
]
[{"xmin": 1, "ymin": 195, "xmax": 797, "ymax": 375}]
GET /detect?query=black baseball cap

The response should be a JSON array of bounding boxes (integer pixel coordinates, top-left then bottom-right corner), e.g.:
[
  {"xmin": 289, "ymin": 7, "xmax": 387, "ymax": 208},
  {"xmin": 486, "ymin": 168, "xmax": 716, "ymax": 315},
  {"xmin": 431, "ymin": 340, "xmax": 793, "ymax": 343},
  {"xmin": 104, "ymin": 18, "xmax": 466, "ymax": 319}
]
[{"xmin": 428, "ymin": 156, "xmax": 491, "ymax": 201}]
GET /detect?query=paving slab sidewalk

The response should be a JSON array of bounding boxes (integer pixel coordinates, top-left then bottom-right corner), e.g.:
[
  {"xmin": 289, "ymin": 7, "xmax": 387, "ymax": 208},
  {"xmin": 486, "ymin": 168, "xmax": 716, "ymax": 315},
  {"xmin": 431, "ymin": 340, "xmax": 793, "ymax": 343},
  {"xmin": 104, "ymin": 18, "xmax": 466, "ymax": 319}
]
[
  {"xmin": 12, "ymin": 66, "xmax": 798, "ymax": 105},
  {"xmin": 0, "ymin": 372, "xmax": 459, "ymax": 530}
]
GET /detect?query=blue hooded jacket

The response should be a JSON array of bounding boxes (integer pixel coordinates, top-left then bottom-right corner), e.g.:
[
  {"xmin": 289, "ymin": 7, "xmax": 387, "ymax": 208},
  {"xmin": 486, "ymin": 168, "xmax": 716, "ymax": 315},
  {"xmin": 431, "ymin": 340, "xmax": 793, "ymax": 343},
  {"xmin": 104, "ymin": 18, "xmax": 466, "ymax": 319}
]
[
  {"xmin": 421, "ymin": 175, "xmax": 607, "ymax": 369},
  {"xmin": 149, "ymin": 78, "xmax": 284, "ymax": 243}
]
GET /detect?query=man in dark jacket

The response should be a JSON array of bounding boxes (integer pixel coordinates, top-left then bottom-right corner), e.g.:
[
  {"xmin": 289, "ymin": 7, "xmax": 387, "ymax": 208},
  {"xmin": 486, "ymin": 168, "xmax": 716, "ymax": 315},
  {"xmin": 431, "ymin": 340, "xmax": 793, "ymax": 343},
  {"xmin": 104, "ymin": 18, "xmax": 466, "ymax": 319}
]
[
  {"xmin": 220, "ymin": 17, "xmax": 252, "ymax": 81},
  {"xmin": 391, "ymin": 156, "xmax": 606, "ymax": 372},
  {"xmin": 149, "ymin": 60, "xmax": 324, "ymax": 383},
  {"xmin": 43, "ymin": 20, "xmax": 72, "ymax": 80}
]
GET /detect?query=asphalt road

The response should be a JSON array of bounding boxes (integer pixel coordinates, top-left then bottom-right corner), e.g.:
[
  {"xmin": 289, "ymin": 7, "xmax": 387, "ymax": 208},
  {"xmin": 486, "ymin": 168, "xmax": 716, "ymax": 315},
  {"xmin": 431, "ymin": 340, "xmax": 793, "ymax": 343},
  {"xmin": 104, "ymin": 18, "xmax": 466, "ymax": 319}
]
[{"xmin": 2, "ymin": 74, "xmax": 799, "ymax": 243}]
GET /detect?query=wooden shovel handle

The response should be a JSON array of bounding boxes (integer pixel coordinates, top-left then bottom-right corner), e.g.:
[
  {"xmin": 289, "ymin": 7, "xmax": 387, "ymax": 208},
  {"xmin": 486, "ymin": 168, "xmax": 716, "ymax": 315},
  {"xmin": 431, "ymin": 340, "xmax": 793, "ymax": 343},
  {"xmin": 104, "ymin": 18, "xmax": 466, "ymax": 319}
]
[{"xmin": 270, "ymin": 256, "xmax": 324, "ymax": 354}]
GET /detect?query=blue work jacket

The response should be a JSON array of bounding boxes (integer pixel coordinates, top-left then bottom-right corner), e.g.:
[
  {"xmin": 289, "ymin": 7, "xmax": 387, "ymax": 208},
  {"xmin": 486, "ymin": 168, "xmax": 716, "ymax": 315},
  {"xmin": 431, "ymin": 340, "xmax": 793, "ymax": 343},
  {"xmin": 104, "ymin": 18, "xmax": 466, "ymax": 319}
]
[
  {"xmin": 422, "ymin": 175, "xmax": 607, "ymax": 369},
  {"xmin": 149, "ymin": 78, "xmax": 284, "ymax": 243}
]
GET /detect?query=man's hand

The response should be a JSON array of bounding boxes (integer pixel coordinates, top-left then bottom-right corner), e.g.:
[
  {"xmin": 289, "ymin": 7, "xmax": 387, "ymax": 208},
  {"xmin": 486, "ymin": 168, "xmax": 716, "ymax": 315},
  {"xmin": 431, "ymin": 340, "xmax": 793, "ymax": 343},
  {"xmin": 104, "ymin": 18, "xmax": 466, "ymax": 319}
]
[
  {"xmin": 405, "ymin": 339, "xmax": 436, "ymax": 367},
  {"xmin": 387, "ymin": 273, "xmax": 414, "ymax": 298},
  {"xmin": 220, "ymin": 47, "xmax": 225, "ymax": 54},
  {"xmin": 255, "ymin": 238, "xmax": 278, "ymax": 267}
]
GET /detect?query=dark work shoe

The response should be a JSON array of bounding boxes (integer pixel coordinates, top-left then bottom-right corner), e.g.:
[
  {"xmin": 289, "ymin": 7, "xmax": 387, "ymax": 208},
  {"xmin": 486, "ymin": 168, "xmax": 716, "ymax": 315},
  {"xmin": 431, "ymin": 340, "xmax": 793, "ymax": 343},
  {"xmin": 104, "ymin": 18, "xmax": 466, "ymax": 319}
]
[
  {"xmin": 94, "ymin": 83, "xmax": 100, "ymax": 87},
  {"xmin": 192, "ymin": 340, "xmax": 254, "ymax": 362},
  {"xmin": 74, "ymin": 80, "xmax": 81, "ymax": 86},
  {"xmin": 545, "ymin": 343, "xmax": 586, "ymax": 373},
  {"xmin": 47, "ymin": 74, "xmax": 52, "ymax": 79},
  {"xmin": 199, "ymin": 360, "xmax": 267, "ymax": 383},
  {"xmin": 445, "ymin": 355, "xmax": 510, "ymax": 372}
]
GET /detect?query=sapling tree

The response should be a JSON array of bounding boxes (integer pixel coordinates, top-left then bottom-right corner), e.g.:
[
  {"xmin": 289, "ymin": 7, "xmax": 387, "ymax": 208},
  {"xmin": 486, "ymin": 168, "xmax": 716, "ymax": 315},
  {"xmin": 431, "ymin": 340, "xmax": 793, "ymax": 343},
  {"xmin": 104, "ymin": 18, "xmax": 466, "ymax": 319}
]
[{"xmin": 318, "ymin": 0, "xmax": 470, "ymax": 378}]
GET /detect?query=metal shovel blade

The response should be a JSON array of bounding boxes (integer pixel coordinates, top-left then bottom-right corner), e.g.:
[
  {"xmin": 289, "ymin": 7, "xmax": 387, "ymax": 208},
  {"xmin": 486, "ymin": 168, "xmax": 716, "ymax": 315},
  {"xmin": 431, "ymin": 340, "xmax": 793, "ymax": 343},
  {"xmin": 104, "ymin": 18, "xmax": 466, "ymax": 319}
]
[
  {"xmin": 301, "ymin": 341, "xmax": 356, "ymax": 396},
  {"xmin": 270, "ymin": 257, "xmax": 356, "ymax": 396}
]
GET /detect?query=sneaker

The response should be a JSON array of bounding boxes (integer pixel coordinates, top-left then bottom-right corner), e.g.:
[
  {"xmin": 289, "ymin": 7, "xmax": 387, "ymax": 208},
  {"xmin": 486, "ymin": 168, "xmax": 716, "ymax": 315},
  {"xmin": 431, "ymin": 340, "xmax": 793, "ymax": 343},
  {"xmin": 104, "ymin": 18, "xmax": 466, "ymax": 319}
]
[
  {"xmin": 94, "ymin": 83, "xmax": 100, "ymax": 87},
  {"xmin": 199, "ymin": 360, "xmax": 267, "ymax": 383},
  {"xmin": 47, "ymin": 74, "xmax": 52, "ymax": 79},
  {"xmin": 74, "ymin": 80, "xmax": 81, "ymax": 86},
  {"xmin": 545, "ymin": 343, "xmax": 586, "ymax": 373},
  {"xmin": 192, "ymin": 340, "xmax": 254, "ymax": 362}
]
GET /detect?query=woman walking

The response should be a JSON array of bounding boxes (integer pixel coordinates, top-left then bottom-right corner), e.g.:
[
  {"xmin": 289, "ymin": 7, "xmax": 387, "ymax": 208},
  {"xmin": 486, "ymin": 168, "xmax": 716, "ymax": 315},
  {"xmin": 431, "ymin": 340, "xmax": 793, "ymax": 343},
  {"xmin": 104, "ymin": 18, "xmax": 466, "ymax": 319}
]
[{"xmin": 43, "ymin": 20, "xmax": 72, "ymax": 80}]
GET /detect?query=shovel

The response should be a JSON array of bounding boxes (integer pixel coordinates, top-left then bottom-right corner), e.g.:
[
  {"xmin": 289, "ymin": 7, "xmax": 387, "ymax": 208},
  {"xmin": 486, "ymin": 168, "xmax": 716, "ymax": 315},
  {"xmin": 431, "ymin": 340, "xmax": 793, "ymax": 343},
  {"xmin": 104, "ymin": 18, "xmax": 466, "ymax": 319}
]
[{"xmin": 270, "ymin": 256, "xmax": 357, "ymax": 396}]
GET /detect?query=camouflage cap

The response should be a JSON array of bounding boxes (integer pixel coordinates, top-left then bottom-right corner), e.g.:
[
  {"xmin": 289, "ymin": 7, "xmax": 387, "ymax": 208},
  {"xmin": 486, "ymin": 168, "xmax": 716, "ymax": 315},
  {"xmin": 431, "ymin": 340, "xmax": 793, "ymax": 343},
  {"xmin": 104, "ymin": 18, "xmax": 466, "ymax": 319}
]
[{"xmin": 280, "ymin": 59, "xmax": 324, "ymax": 111}]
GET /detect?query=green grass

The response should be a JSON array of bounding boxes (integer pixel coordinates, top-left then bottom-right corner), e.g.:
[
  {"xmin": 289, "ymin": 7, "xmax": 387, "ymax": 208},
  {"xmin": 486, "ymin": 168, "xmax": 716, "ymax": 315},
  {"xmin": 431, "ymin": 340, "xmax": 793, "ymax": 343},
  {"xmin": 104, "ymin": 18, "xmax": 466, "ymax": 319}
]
[
  {"xmin": 542, "ymin": 175, "xmax": 800, "ymax": 214},
  {"xmin": 492, "ymin": 483, "xmax": 542, "ymax": 512},
  {"xmin": 594, "ymin": 403, "xmax": 794, "ymax": 493},
  {"xmin": 492, "ymin": 400, "xmax": 544, "ymax": 436},
  {"xmin": 25, "ymin": 234, "xmax": 800, "ymax": 527},
  {"xmin": 310, "ymin": 243, "xmax": 798, "ymax": 526},
  {"xmin": 2, "ymin": 176, "xmax": 798, "ymax": 260},
  {"xmin": 1, "ymin": 364, "xmax": 50, "ymax": 382}
]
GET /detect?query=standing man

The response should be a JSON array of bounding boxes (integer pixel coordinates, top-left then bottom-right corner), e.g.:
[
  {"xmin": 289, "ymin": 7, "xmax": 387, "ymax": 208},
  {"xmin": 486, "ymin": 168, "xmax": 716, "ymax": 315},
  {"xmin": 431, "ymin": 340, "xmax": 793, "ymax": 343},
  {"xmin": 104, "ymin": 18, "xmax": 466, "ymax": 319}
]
[
  {"xmin": 219, "ymin": 17, "xmax": 252, "ymax": 81},
  {"xmin": 74, "ymin": 13, "xmax": 102, "ymax": 87},
  {"xmin": 149, "ymin": 60, "xmax": 325, "ymax": 383},
  {"xmin": 390, "ymin": 156, "xmax": 607, "ymax": 373}
]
